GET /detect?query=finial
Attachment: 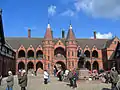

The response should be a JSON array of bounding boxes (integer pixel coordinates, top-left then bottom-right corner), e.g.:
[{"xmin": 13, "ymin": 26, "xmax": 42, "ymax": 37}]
[
  {"xmin": 70, "ymin": 24, "xmax": 72, "ymax": 29},
  {"xmin": 69, "ymin": 20, "xmax": 72, "ymax": 29},
  {"xmin": 47, "ymin": 18, "xmax": 50, "ymax": 28}
]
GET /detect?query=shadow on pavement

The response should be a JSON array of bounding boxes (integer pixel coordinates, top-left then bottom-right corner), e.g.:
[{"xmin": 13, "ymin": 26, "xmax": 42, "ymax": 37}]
[{"xmin": 102, "ymin": 88, "xmax": 111, "ymax": 90}]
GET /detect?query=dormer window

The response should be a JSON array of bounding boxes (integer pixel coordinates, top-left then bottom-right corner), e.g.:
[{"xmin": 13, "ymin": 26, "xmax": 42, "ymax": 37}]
[{"xmin": 114, "ymin": 41, "xmax": 117, "ymax": 44}]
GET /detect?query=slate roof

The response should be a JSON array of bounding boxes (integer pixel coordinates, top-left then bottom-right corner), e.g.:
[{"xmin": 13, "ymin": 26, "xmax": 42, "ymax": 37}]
[
  {"xmin": 66, "ymin": 29, "xmax": 76, "ymax": 40},
  {"xmin": 5, "ymin": 37, "xmax": 110, "ymax": 50},
  {"xmin": 76, "ymin": 39, "xmax": 108, "ymax": 49},
  {"xmin": 5, "ymin": 37, "xmax": 44, "ymax": 49}
]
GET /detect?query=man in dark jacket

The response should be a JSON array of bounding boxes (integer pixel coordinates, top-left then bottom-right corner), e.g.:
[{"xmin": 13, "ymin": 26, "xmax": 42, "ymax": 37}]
[
  {"xmin": 19, "ymin": 70, "xmax": 28, "ymax": 90},
  {"xmin": 68, "ymin": 69, "xmax": 73, "ymax": 87},
  {"xmin": 6, "ymin": 71, "xmax": 14, "ymax": 90},
  {"xmin": 110, "ymin": 67, "xmax": 119, "ymax": 89}
]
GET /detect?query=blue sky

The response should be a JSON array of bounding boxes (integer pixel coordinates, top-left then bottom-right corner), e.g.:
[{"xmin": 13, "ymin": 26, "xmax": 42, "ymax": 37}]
[{"xmin": 0, "ymin": 0, "xmax": 120, "ymax": 39}]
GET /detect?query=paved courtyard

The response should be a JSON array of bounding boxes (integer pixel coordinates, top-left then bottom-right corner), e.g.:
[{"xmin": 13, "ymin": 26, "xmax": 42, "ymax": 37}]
[{"xmin": 0, "ymin": 74, "xmax": 111, "ymax": 90}]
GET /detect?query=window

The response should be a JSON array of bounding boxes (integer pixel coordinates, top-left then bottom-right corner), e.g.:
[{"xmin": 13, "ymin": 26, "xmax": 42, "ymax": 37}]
[
  {"xmin": 48, "ymin": 56, "xmax": 50, "ymax": 60},
  {"xmin": 72, "ymin": 61, "xmax": 74, "ymax": 67},
  {"xmin": 68, "ymin": 61, "xmax": 70, "ymax": 67},
  {"xmin": 68, "ymin": 51, "xmax": 70, "ymax": 57},
  {"xmin": 72, "ymin": 51, "xmax": 74, "ymax": 56},
  {"xmin": 59, "ymin": 42, "xmax": 60, "ymax": 45},
  {"xmin": 114, "ymin": 41, "xmax": 117, "ymax": 44}
]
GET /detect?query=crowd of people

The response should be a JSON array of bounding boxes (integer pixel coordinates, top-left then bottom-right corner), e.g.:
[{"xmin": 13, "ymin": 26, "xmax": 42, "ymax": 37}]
[
  {"xmin": 1, "ymin": 66, "xmax": 120, "ymax": 90},
  {"xmin": 52, "ymin": 68, "xmax": 78, "ymax": 89}
]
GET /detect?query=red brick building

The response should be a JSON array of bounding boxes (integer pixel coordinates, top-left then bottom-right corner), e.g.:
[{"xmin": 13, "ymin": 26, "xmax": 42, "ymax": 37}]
[{"xmin": 5, "ymin": 23, "xmax": 120, "ymax": 73}]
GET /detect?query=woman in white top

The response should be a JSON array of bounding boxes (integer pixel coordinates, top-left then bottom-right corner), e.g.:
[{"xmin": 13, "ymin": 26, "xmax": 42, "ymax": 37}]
[{"xmin": 44, "ymin": 70, "xmax": 49, "ymax": 84}]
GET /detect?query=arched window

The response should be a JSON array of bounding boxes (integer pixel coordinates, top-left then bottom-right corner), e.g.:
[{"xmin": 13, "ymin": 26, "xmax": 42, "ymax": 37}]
[
  {"xmin": 18, "ymin": 50, "xmax": 25, "ymax": 58},
  {"xmin": 27, "ymin": 50, "xmax": 34, "ymax": 58},
  {"xmin": 72, "ymin": 51, "xmax": 74, "ymax": 56},
  {"xmin": 36, "ymin": 50, "xmax": 43, "ymax": 58},
  {"xmin": 92, "ymin": 50, "xmax": 98, "ymax": 58},
  {"xmin": 84, "ymin": 50, "xmax": 90, "ymax": 57}
]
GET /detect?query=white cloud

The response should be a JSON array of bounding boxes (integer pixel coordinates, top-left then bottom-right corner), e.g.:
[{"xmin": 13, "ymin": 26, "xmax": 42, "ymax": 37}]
[
  {"xmin": 91, "ymin": 32, "xmax": 113, "ymax": 39},
  {"xmin": 61, "ymin": 9, "xmax": 75, "ymax": 17},
  {"xmin": 74, "ymin": 0, "xmax": 120, "ymax": 19},
  {"xmin": 48, "ymin": 5, "xmax": 56, "ymax": 16}
]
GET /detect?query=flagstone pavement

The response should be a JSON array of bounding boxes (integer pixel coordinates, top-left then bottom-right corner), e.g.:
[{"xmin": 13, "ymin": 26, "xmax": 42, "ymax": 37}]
[{"xmin": 0, "ymin": 74, "xmax": 111, "ymax": 90}]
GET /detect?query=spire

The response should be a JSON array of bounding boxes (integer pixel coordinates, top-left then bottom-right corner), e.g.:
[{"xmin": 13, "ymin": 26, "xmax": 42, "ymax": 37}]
[
  {"xmin": 44, "ymin": 23, "xmax": 53, "ymax": 40},
  {"xmin": 66, "ymin": 23, "xmax": 76, "ymax": 40},
  {"xmin": 0, "ymin": 9, "xmax": 5, "ymax": 44}
]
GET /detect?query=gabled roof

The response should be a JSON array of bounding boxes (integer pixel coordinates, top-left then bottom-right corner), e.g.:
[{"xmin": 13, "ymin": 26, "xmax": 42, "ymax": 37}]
[
  {"xmin": 76, "ymin": 39, "xmax": 108, "ymax": 49},
  {"xmin": 5, "ymin": 37, "xmax": 112, "ymax": 50},
  {"xmin": 5, "ymin": 37, "xmax": 44, "ymax": 49},
  {"xmin": 109, "ymin": 42, "xmax": 120, "ymax": 60}
]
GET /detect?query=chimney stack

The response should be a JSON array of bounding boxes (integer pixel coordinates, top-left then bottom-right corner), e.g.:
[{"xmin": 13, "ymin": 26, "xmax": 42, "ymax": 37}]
[
  {"xmin": 28, "ymin": 28, "xmax": 31, "ymax": 38},
  {"xmin": 94, "ymin": 31, "xmax": 96, "ymax": 39},
  {"xmin": 62, "ymin": 30, "xmax": 65, "ymax": 38}
]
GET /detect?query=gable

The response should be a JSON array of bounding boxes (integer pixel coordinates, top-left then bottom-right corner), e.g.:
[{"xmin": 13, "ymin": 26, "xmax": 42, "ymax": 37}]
[{"xmin": 54, "ymin": 40, "xmax": 65, "ymax": 49}]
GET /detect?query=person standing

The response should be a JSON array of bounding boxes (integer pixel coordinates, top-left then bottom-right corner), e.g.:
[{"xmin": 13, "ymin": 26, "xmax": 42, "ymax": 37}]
[
  {"xmin": 6, "ymin": 71, "xmax": 14, "ymax": 90},
  {"xmin": 44, "ymin": 70, "xmax": 49, "ymax": 84},
  {"xmin": 72, "ymin": 70, "xmax": 77, "ymax": 88},
  {"xmin": 110, "ymin": 67, "xmax": 119, "ymax": 89},
  {"xmin": 68, "ymin": 69, "xmax": 73, "ymax": 87},
  {"xmin": 18, "ymin": 70, "xmax": 22, "ymax": 85},
  {"xmin": 19, "ymin": 70, "xmax": 28, "ymax": 90}
]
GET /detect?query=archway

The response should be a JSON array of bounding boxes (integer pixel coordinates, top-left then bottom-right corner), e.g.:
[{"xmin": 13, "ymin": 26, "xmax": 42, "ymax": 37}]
[
  {"xmin": 27, "ymin": 61, "xmax": 34, "ymax": 70},
  {"xmin": 84, "ymin": 50, "xmax": 90, "ymax": 57},
  {"xmin": 54, "ymin": 47, "xmax": 66, "ymax": 58},
  {"xmin": 27, "ymin": 50, "xmax": 34, "ymax": 58},
  {"xmin": 92, "ymin": 50, "xmax": 98, "ymax": 58},
  {"xmin": 55, "ymin": 61, "xmax": 66, "ymax": 71},
  {"xmin": 92, "ymin": 61, "xmax": 99, "ymax": 70},
  {"xmin": 36, "ymin": 61, "xmax": 43, "ymax": 71},
  {"xmin": 36, "ymin": 50, "xmax": 43, "ymax": 58},
  {"xmin": 18, "ymin": 61, "xmax": 25, "ymax": 70},
  {"xmin": 18, "ymin": 50, "xmax": 25, "ymax": 58},
  {"xmin": 85, "ymin": 61, "xmax": 91, "ymax": 70}
]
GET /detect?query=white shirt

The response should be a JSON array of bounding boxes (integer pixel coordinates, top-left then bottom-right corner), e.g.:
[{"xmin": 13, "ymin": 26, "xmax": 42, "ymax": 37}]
[{"xmin": 44, "ymin": 71, "xmax": 49, "ymax": 79}]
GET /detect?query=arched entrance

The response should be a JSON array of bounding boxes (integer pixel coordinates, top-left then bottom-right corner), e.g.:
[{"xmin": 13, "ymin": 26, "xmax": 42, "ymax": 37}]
[
  {"xmin": 55, "ymin": 61, "xmax": 66, "ymax": 71},
  {"xmin": 92, "ymin": 61, "xmax": 99, "ymax": 70},
  {"xmin": 18, "ymin": 61, "xmax": 25, "ymax": 70},
  {"xmin": 18, "ymin": 50, "xmax": 25, "ymax": 58},
  {"xmin": 85, "ymin": 61, "xmax": 91, "ymax": 70},
  {"xmin": 36, "ymin": 61, "xmax": 43, "ymax": 71},
  {"xmin": 27, "ymin": 61, "xmax": 34, "ymax": 70}
]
